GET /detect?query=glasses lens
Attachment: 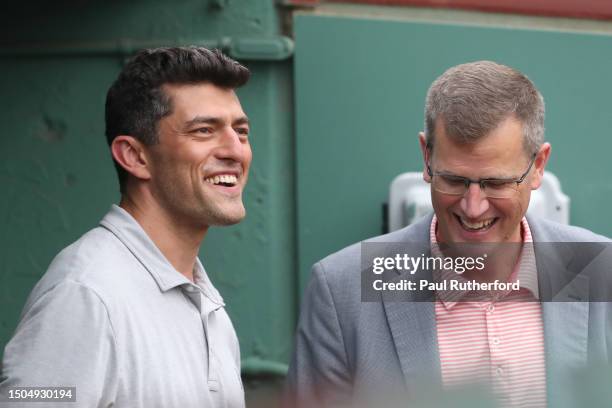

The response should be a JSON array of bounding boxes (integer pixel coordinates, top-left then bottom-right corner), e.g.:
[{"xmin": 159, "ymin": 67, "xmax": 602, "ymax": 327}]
[
  {"xmin": 432, "ymin": 175, "xmax": 466, "ymax": 195},
  {"xmin": 432, "ymin": 176, "xmax": 519, "ymax": 198},
  {"xmin": 482, "ymin": 180, "xmax": 519, "ymax": 199}
]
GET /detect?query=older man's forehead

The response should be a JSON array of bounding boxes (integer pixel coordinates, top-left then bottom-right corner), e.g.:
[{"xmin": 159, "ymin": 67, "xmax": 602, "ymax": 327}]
[{"xmin": 432, "ymin": 125, "xmax": 532, "ymax": 178}]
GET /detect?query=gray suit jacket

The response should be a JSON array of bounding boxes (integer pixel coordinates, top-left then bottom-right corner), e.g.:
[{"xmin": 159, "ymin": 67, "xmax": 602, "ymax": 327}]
[{"xmin": 287, "ymin": 214, "xmax": 612, "ymax": 407}]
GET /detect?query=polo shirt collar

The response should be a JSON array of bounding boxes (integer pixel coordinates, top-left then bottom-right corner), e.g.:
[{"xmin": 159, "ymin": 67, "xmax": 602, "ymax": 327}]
[
  {"xmin": 430, "ymin": 215, "xmax": 539, "ymax": 309},
  {"xmin": 99, "ymin": 204, "xmax": 225, "ymax": 306}
]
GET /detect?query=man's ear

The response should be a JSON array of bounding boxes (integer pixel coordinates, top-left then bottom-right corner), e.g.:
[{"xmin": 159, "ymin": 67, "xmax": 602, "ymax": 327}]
[
  {"xmin": 111, "ymin": 136, "xmax": 152, "ymax": 181},
  {"xmin": 530, "ymin": 142, "xmax": 551, "ymax": 190},
  {"xmin": 419, "ymin": 132, "xmax": 432, "ymax": 183}
]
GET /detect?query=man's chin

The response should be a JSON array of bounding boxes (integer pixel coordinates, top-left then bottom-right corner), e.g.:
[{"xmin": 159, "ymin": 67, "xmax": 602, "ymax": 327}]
[
  {"xmin": 211, "ymin": 217, "xmax": 244, "ymax": 227},
  {"xmin": 206, "ymin": 207, "xmax": 246, "ymax": 226}
]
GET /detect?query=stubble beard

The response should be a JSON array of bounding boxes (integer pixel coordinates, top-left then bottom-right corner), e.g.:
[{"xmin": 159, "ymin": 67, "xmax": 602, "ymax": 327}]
[
  {"xmin": 175, "ymin": 184, "xmax": 246, "ymax": 228},
  {"xmin": 201, "ymin": 194, "xmax": 246, "ymax": 226},
  {"xmin": 152, "ymin": 161, "xmax": 248, "ymax": 231},
  {"xmin": 152, "ymin": 184, "xmax": 243, "ymax": 234}
]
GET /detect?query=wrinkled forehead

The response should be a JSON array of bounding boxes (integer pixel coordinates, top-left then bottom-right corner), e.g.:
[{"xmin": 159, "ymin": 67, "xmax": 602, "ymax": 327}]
[
  {"xmin": 430, "ymin": 117, "xmax": 533, "ymax": 178},
  {"xmin": 429, "ymin": 114, "xmax": 535, "ymax": 157}
]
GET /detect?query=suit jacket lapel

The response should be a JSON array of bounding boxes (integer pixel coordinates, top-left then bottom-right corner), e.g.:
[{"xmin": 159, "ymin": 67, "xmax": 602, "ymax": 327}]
[
  {"xmin": 530, "ymin": 218, "xmax": 590, "ymax": 407},
  {"xmin": 383, "ymin": 283, "xmax": 441, "ymax": 394},
  {"xmin": 533, "ymin": 228, "xmax": 590, "ymax": 369},
  {"xmin": 380, "ymin": 215, "xmax": 442, "ymax": 394}
]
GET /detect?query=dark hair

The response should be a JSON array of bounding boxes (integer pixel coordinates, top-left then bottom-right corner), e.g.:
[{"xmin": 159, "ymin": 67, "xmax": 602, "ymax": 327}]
[{"xmin": 105, "ymin": 46, "xmax": 251, "ymax": 193}]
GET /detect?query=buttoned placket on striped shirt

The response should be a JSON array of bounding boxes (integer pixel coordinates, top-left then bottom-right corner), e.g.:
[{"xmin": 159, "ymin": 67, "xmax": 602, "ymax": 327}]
[{"xmin": 431, "ymin": 215, "xmax": 547, "ymax": 408}]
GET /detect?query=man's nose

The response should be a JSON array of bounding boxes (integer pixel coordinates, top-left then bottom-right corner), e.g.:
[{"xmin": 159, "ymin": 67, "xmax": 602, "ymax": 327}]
[
  {"xmin": 460, "ymin": 182, "xmax": 490, "ymax": 218},
  {"xmin": 217, "ymin": 128, "xmax": 247, "ymax": 162}
]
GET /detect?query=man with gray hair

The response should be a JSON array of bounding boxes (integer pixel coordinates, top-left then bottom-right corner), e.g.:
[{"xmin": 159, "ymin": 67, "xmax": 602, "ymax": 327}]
[{"xmin": 287, "ymin": 61, "xmax": 612, "ymax": 407}]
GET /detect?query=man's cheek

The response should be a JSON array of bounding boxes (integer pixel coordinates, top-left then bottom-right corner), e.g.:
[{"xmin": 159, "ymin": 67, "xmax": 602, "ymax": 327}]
[{"xmin": 511, "ymin": 192, "xmax": 529, "ymax": 218}]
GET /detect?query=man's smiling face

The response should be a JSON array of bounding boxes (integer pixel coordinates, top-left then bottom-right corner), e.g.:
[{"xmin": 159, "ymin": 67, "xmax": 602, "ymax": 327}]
[
  {"xmin": 421, "ymin": 115, "xmax": 546, "ymax": 244},
  {"xmin": 146, "ymin": 83, "xmax": 252, "ymax": 228}
]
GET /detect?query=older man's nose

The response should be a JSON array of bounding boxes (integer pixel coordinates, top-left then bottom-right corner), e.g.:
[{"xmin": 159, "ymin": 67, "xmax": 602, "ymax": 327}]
[{"xmin": 460, "ymin": 183, "xmax": 489, "ymax": 218}]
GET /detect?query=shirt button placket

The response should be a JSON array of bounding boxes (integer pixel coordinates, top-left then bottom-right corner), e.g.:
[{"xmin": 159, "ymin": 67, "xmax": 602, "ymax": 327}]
[
  {"xmin": 485, "ymin": 302, "xmax": 503, "ymax": 385},
  {"xmin": 201, "ymin": 294, "xmax": 221, "ymax": 403}
]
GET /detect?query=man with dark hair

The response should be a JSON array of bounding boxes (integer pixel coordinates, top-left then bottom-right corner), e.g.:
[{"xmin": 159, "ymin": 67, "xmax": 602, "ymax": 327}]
[
  {"xmin": 0, "ymin": 47, "xmax": 251, "ymax": 407},
  {"xmin": 287, "ymin": 61, "xmax": 612, "ymax": 407}
]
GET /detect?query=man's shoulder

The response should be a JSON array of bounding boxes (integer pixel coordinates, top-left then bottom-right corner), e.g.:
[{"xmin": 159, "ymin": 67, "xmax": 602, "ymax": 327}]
[
  {"xmin": 51, "ymin": 226, "xmax": 128, "ymax": 278},
  {"xmin": 28, "ymin": 225, "xmax": 132, "ymax": 307},
  {"xmin": 528, "ymin": 216, "xmax": 611, "ymax": 242},
  {"xmin": 315, "ymin": 214, "xmax": 432, "ymax": 282}
]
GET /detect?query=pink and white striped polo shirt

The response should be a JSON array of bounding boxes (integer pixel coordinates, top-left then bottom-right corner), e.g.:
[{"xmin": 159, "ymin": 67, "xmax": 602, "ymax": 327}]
[{"xmin": 431, "ymin": 215, "xmax": 547, "ymax": 407}]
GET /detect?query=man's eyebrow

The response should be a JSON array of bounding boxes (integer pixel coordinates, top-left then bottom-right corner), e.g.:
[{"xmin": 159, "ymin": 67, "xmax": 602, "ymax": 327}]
[
  {"xmin": 184, "ymin": 116, "xmax": 222, "ymax": 128},
  {"xmin": 233, "ymin": 116, "xmax": 250, "ymax": 126},
  {"xmin": 438, "ymin": 171, "xmax": 516, "ymax": 180},
  {"xmin": 435, "ymin": 167, "xmax": 516, "ymax": 179},
  {"xmin": 183, "ymin": 115, "xmax": 250, "ymax": 128}
]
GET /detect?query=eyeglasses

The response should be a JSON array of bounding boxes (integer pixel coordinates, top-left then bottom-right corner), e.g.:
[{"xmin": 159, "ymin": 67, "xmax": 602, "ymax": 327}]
[{"xmin": 427, "ymin": 153, "xmax": 537, "ymax": 199}]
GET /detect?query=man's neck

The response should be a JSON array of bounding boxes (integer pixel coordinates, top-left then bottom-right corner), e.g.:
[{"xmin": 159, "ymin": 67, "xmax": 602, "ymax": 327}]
[
  {"xmin": 119, "ymin": 194, "xmax": 207, "ymax": 282},
  {"xmin": 436, "ymin": 221, "xmax": 524, "ymax": 283}
]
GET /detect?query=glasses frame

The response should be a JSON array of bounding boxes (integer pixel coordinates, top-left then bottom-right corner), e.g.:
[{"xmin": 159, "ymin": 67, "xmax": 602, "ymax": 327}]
[{"xmin": 426, "ymin": 153, "xmax": 537, "ymax": 197}]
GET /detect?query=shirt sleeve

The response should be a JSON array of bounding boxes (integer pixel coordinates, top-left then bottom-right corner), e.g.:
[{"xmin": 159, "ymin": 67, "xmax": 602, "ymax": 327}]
[{"xmin": 0, "ymin": 280, "xmax": 119, "ymax": 408}]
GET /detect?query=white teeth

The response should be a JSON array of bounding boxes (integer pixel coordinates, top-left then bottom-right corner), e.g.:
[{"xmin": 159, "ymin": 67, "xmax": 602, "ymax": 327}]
[
  {"xmin": 460, "ymin": 218, "xmax": 495, "ymax": 230},
  {"xmin": 204, "ymin": 174, "xmax": 238, "ymax": 186}
]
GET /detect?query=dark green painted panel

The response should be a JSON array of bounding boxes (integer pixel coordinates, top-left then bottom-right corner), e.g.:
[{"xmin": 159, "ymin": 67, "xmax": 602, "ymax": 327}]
[
  {"xmin": 0, "ymin": 56, "xmax": 296, "ymax": 367},
  {"xmin": 0, "ymin": 0, "xmax": 295, "ymax": 372},
  {"xmin": 295, "ymin": 14, "xmax": 612, "ymax": 291},
  {"xmin": 203, "ymin": 61, "xmax": 297, "ymax": 366},
  {"xmin": 0, "ymin": 57, "xmax": 123, "ymax": 344},
  {"xmin": 0, "ymin": 0, "xmax": 279, "ymax": 44}
]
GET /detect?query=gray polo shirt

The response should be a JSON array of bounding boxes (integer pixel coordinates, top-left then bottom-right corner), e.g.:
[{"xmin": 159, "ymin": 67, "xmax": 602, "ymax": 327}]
[{"xmin": 0, "ymin": 205, "xmax": 245, "ymax": 407}]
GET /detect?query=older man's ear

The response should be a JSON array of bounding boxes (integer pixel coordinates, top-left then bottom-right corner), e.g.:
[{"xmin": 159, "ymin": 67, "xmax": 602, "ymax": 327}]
[
  {"xmin": 419, "ymin": 132, "xmax": 432, "ymax": 183},
  {"xmin": 530, "ymin": 142, "xmax": 551, "ymax": 190}
]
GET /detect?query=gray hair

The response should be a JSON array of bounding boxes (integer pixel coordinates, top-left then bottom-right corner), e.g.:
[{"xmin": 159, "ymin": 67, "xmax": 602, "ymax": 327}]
[{"xmin": 424, "ymin": 61, "xmax": 545, "ymax": 155}]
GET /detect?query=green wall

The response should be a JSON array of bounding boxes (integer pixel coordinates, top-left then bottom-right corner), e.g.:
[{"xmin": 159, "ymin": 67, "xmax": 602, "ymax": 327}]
[
  {"xmin": 0, "ymin": 0, "xmax": 296, "ymax": 375},
  {"xmin": 3, "ymin": 0, "xmax": 612, "ymax": 388},
  {"xmin": 294, "ymin": 11, "xmax": 612, "ymax": 291}
]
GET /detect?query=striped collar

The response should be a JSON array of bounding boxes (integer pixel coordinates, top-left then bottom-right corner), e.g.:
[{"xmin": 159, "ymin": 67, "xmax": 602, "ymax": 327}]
[{"xmin": 430, "ymin": 215, "xmax": 539, "ymax": 309}]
